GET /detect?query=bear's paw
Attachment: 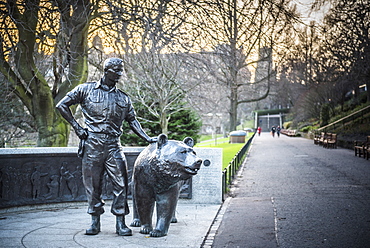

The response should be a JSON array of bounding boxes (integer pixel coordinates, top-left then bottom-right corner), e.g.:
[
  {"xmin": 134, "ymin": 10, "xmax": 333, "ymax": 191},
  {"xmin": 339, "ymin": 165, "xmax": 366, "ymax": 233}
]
[
  {"xmin": 171, "ymin": 216, "xmax": 177, "ymax": 223},
  {"xmin": 140, "ymin": 225, "xmax": 153, "ymax": 234},
  {"xmin": 130, "ymin": 218, "xmax": 141, "ymax": 227},
  {"xmin": 150, "ymin": 229, "xmax": 166, "ymax": 237}
]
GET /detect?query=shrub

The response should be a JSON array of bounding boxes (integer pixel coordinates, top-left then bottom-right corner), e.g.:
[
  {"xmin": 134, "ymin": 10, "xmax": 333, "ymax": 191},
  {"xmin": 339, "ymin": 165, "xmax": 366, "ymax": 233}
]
[
  {"xmin": 283, "ymin": 121, "xmax": 292, "ymax": 129},
  {"xmin": 300, "ymin": 126, "xmax": 312, "ymax": 132}
]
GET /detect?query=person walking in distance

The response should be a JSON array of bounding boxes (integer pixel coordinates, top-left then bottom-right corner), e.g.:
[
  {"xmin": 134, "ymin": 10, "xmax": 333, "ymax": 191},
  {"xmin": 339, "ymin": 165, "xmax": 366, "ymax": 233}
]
[
  {"xmin": 56, "ymin": 58, "xmax": 157, "ymax": 236},
  {"xmin": 271, "ymin": 126, "xmax": 276, "ymax": 137},
  {"xmin": 257, "ymin": 126, "xmax": 262, "ymax": 136},
  {"xmin": 276, "ymin": 125, "xmax": 281, "ymax": 137}
]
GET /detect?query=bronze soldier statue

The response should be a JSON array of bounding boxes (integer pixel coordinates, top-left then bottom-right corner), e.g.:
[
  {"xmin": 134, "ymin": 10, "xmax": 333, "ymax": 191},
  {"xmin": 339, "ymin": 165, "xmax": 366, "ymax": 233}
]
[{"xmin": 56, "ymin": 57, "xmax": 156, "ymax": 236}]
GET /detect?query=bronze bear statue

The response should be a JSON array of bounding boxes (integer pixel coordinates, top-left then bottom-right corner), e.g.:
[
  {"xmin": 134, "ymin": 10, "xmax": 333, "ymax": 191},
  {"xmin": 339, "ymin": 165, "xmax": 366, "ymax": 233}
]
[{"xmin": 130, "ymin": 134, "xmax": 202, "ymax": 237}]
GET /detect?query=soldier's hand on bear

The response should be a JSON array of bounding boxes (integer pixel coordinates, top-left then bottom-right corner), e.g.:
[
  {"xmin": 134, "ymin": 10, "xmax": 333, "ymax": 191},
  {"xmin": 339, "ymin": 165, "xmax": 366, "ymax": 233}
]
[{"xmin": 147, "ymin": 137, "xmax": 158, "ymax": 143}]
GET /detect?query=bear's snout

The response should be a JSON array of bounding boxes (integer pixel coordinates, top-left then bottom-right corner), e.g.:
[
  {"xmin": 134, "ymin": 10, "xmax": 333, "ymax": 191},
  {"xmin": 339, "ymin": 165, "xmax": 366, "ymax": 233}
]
[
  {"xmin": 184, "ymin": 159, "xmax": 202, "ymax": 175},
  {"xmin": 195, "ymin": 159, "xmax": 202, "ymax": 167}
]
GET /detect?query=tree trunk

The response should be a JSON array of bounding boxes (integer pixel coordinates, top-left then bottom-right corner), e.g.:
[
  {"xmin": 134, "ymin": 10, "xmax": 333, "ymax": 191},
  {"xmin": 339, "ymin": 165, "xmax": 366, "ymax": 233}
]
[
  {"xmin": 1, "ymin": 1, "xmax": 91, "ymax": 147},
  {"xmin": 160, "ymin": 114, "xmax": 168, "ymax": 135},
  {"xmin": 229, "ymin": 87, "xmax": 238, "ymax": 132},
  {"xmin": 38, "ymin": 1, "xmax": 90, "ymax": 146},
  {"xmin": 37, "ymin": 117, "xmax": 71, "ymax": 147},
  {"xmin": 6, "ymin": 0, "xmax": 67, "ymax": 147},
  {"xmin": 228, "ymin": 0, "xmax": 239, "ymax": 132}
]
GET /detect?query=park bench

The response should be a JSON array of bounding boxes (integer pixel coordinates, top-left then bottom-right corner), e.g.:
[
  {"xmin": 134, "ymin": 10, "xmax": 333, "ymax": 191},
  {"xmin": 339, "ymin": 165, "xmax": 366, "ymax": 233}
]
[
  {"xmin": 280, "ymin": 129, "xmax": 288, "ymax": 136},
  {"xmin": 323, "ymin": 133, "xmax": 337, "ymax": 149},
  {"xmin": 313, "ymin": 132, "xmax": 321, "ymax": 144},
  {"xmin": 318, "ymin": 132, "xmax": 329, "ymax": 146},
  {"xmin": 365, "ymin": 144, "xmax": 370, "ymax": 160},
  {"xmin": 354, "ymin": 136, "xmax": 370, "ymax": 158},
  {"xmin": 281, "ymin": 129, "xmax": 297, "ymax": 137},
  {"xmin": 314, "ymin": 132, "xmax": 326, "ymax": 146}
]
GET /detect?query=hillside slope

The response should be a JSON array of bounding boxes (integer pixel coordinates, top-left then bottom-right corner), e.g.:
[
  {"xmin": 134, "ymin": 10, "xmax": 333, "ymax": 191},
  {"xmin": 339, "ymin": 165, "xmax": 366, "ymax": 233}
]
[{"xmin": 314, "ymin": 106, "xmax": 370, "ymax": 149}]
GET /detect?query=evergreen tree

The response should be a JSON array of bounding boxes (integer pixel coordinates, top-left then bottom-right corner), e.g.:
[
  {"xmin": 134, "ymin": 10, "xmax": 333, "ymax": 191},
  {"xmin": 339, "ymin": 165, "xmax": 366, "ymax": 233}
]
[
  {"xmin": 120, "ymin": 102, "xmax": 201, "ymax": 146},
  {"xmin": 167, "ymin": 109, "xmax": 202, "ymax": 142}
]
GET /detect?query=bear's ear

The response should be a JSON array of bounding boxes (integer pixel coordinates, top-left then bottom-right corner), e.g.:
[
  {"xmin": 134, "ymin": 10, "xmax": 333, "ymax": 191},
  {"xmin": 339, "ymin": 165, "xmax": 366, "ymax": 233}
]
[
  {"xmin": 157, "ymin": 134, "xmax": 168, "ymax": 150},
  {"xmin": 183, "ymin": 137, "xmax": 194, "ymax": 147}
]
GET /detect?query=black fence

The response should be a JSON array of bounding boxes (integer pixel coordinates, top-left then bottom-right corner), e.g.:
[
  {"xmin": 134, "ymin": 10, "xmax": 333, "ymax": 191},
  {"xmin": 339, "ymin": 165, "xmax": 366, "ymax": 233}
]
[{"xmin": 222, "ymin": 132, "xmax": 255, "ymax": 201}]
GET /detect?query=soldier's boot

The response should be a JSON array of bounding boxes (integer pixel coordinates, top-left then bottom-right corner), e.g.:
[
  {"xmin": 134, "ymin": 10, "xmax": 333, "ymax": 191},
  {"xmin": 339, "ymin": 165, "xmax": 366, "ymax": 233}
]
[
  {"xmin": 116, "ymin": 215, "xmax": 132, "ymax": 236},
  {"xmin": 85, "ymin": 215, "xmax": 101, "ymax": 235}
]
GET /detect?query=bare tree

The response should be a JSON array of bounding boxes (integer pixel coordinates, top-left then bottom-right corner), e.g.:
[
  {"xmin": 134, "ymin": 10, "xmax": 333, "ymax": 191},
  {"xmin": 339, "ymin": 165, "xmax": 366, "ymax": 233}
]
[
  {"xmin": 0, "ymin": 0, "xmax": 313, "ymax": 145},
  {"xmin": 184, "ymin": 0, "xmax": 299, "ymax": 131},
  {"xmin": 275, "ymin": 22, "xmax": 324, "ymax": 122},
  {"xmin": 99, "ymin": 0, "xmax": 197, "ymax": 135},
  {"xmin": 319, "ymin": 0, "xmax": 370, "ymax": 103},
  {"xmin": 125, "ymin": 52, "xmax": 190, "ymax": 135},
  {"xmin": 274, "ymin": 0, "xmax": 370, "ymax": 128}
]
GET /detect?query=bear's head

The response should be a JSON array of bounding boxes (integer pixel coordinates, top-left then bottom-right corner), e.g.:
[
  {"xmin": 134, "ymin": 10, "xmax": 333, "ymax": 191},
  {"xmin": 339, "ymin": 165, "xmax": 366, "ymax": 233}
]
[
  {"xmin": 134, "ymin": 134, "xmax": 203, "ymax": 193},
  {"xmin": 153, "ymin": 134, "xmax": 202, "ymax": 182}
]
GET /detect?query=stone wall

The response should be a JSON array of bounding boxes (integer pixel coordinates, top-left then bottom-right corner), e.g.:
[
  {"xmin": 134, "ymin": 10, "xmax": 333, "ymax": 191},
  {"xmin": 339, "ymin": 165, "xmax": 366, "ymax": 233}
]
[{"xmin": 0, "ymin": 147, "xmax": 222, "ymax": 208}]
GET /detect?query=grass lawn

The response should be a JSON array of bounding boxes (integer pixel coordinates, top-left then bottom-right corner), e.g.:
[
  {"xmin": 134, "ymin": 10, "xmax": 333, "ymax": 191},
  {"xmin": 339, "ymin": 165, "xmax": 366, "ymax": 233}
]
[
  {"xmin": 196, "ymin": 132, "xmax": 254, "ymax": 169},
  {"xmin": 198, "ymin": 134, "xmax": 224, "ymax": 142},
  {"xmin": 217, "ymin": 142, "xmax": 245, "ymax": 169},
  {"xmin": 195, "ymin": 137, "xmax": 229, "ymax": 147}
]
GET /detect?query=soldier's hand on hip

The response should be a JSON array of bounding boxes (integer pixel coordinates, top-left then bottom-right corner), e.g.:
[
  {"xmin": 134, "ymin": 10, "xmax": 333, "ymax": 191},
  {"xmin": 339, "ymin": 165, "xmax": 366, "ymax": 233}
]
[{"xmin": 75, "ymin": 126, "xmax": 88, "ymax": 140}]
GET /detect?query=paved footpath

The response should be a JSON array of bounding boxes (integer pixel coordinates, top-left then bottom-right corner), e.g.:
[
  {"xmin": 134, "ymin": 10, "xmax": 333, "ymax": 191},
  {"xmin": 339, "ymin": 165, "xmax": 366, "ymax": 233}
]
[
  {"xmin": 0, "ymin": 200, "xmax": 220, "ymax": 248},
  {"xmin": 211, "ymin": 133, "xmax": 370, "ymax": 248}
]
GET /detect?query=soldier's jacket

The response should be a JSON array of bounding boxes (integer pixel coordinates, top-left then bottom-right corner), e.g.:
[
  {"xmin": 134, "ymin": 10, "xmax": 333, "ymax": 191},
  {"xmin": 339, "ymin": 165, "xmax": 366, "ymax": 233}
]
[{"xmin": 67, "ymin": 80, "xmax": 136, "ymax": 137}]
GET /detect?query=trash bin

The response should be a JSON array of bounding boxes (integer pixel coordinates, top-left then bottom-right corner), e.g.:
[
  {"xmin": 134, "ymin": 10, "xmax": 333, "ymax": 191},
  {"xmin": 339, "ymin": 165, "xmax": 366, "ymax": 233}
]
[{"xmin": 229, "ymin": 130, "xmax": 247, "ymax": 143}]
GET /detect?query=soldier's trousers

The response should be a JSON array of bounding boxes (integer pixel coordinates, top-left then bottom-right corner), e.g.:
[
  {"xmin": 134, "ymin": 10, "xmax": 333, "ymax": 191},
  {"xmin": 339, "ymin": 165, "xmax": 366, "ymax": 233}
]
[{"xmin": 81, "ymin": 133, "xmax": 129, "ymax": 216}]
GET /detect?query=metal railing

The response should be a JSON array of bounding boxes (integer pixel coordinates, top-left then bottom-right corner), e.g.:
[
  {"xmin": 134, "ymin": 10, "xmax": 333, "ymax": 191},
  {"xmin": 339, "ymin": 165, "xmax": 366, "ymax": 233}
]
[
  {"xmin": 317, "ymin": 105, "xmax": 370, "ymax": 132},
  {"xmin": 222, "ymin": 132, "xmax": 255, "ymax": 201}
]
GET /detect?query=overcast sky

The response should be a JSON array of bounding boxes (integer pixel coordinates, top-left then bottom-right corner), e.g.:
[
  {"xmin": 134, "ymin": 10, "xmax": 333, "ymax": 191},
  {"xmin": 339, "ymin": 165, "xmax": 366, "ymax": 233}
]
[{"xmin": 293, "ymin": 0, "xmax": 331, "ymax": 23}]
